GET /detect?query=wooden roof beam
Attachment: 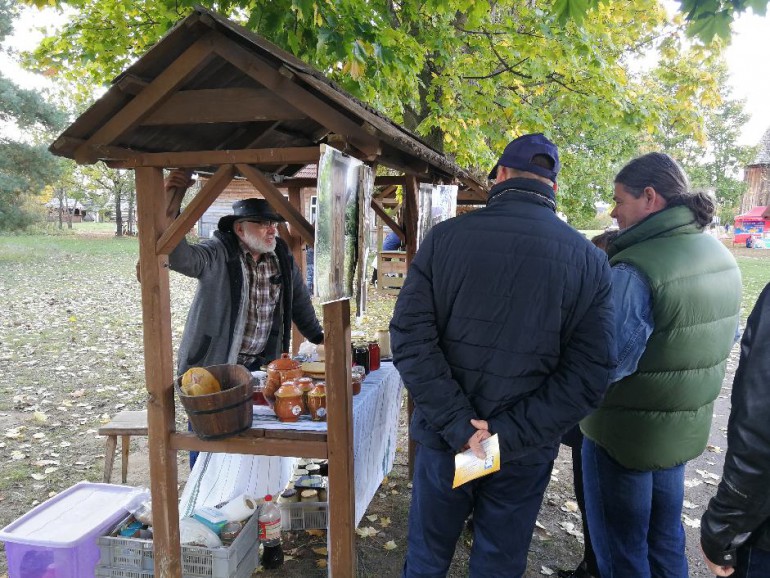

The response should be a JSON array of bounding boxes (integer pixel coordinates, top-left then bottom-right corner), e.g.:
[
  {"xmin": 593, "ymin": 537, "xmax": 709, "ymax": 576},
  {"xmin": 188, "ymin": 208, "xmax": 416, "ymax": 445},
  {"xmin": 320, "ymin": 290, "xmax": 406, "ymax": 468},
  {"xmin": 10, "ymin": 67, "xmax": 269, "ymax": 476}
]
[
  {"xmin": 211, "ymin": 36, "xmax": 382, "ymax": 159},
  {"xmin": 73, "ymin": 32, "xmax": 218, "ymax": 164},
  {"xmin": 236, "ymin": 163, "xmax": 315, "ymax": 245},
  {"xmin": 141, "ymin": 88, "xmax": 305, "ymax": 125},
  {"xmin": 370, "ymin": 200, "xmax": 405, "ymax": 243},
  {"xmin": 156, "ymin": 164, "xmax": 236, "ymax": 255},
  {"xmin": 106, "ymin": 146, "xmax": 320, "ymax": 169}
]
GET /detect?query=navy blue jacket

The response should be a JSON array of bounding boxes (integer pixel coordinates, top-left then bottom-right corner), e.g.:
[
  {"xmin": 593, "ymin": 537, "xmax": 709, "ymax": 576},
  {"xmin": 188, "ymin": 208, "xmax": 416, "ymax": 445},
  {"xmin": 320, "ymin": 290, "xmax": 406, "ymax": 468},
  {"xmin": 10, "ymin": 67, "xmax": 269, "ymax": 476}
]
[{"xmin": 390, "ymin": 178, "xmax": 616, "ymax": 464}]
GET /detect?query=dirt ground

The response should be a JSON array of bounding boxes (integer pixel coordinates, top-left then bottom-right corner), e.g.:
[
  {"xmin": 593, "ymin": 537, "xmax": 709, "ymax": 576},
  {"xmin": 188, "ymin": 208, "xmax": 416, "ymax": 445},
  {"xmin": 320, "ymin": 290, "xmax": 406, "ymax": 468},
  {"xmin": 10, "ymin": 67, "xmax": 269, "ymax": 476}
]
[{"xmin": 0, "ymin": 230, "xmax": 758, "ymax": 578}]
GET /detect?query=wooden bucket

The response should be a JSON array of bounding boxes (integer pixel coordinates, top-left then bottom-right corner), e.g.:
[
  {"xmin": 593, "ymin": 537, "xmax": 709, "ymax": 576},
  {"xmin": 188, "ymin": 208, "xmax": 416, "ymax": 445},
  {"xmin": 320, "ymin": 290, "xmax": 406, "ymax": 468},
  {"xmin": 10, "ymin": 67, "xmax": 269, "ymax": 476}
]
[{"xmin": 175, "ymin": 364, "xmax": 253, "ymax": 440}]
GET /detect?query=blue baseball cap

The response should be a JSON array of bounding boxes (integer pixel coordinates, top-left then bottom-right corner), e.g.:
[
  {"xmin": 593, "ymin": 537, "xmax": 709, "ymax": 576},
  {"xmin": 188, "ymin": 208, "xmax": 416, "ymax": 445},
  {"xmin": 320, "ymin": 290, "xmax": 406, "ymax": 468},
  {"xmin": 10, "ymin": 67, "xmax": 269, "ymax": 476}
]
[{"xmin": 488, "ymin": 133, "xmax": 560, "ymax": 182}]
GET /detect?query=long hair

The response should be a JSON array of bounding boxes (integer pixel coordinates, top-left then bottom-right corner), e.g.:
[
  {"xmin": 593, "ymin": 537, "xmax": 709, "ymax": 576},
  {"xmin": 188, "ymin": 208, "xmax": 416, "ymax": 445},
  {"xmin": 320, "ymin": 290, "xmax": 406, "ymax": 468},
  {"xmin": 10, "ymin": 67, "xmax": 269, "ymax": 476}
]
[{"xmin": 615, "ymin": 152, "xmax": 715, "ymax": 228}]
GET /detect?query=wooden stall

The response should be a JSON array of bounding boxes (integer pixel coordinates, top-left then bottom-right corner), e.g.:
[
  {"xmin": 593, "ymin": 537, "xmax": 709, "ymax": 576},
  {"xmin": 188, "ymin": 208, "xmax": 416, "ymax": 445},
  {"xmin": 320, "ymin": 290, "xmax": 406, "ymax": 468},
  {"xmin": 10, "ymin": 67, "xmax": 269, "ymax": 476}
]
[{"xmin": 48, "ymin": 7, "xmax": 484, "ymax": 576}]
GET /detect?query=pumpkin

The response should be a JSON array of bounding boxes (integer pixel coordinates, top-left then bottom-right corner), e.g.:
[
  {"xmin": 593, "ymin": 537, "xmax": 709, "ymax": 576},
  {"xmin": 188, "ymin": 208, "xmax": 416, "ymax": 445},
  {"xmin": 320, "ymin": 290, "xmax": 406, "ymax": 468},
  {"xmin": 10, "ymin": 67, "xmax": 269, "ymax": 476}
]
[{"xmin": 180, "ymin": 367, "xmax": 221, "ymax": 396}]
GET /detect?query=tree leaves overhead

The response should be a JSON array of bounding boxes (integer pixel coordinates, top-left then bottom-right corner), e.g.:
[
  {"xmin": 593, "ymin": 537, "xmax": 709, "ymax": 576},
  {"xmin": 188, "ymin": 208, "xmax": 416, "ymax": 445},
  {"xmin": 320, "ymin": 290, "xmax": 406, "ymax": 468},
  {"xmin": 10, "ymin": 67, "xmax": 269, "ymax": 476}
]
[{"xmin": 15, "ymin": 0, "xmax": 753, "ymax": 221}]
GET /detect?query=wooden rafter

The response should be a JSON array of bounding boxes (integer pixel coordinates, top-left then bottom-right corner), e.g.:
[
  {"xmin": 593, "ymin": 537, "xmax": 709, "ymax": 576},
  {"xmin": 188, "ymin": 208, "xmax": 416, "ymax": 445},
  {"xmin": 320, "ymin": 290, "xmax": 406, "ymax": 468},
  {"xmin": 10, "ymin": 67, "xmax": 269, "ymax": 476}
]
[
  {"xmin": 156, "ymin": 164, "xmax": 236, "ymax": 255},
  {"xmin": 74, "ymin": 33, "xmax": 218, "ymax": 164},
  {"xmin": 370, "ymin": 200, "xmax": 404, "ymax": 242},
  {"xmin": 107, "ymin": 146, "xmax": 320, "ymax": 169},
  {"xmin": 141, "ymin": 88, "xmax": 305, "ymax": 125},
  {"xmin": 210, "ymin": 35, "xmax": 382, "ymax": 159},
  {"xmin": 236, "ymin": 163, "xmax": 315, "ymax": 245}
]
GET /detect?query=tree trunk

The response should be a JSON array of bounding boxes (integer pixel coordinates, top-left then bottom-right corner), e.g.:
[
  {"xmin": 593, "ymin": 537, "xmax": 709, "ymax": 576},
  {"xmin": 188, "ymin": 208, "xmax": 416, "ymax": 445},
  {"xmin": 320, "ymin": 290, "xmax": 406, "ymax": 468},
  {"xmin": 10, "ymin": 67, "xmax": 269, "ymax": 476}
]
[{"xmin": 115, "ymin": 189, "xmax": 123, "ymax": 237}]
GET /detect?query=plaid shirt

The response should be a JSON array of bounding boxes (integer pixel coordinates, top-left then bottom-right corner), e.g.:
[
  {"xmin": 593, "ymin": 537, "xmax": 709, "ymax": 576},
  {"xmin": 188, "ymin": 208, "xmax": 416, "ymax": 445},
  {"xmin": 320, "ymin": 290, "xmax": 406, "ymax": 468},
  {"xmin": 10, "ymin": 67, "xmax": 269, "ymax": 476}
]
[{"xmin": 237, "ymin": 245, "xmax": 281, "ymax": 366}]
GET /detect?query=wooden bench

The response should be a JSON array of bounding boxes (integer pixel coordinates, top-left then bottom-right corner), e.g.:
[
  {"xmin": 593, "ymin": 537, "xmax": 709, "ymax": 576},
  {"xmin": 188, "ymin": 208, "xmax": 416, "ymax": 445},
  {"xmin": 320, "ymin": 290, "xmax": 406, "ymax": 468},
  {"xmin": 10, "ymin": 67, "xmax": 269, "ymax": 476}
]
[{"xmin": 98, "ymin": 410, "xmax": 148, "ymax": 484}]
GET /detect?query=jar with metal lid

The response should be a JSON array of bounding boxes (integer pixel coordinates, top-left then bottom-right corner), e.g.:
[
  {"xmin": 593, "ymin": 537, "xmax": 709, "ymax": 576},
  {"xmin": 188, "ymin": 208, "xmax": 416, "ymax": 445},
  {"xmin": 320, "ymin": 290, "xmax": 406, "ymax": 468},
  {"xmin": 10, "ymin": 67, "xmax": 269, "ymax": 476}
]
[
  {"xmin": 300, "ymin": 489, "xmax": 318, "ymax": 502},
  {"xmin": 278, "ymin": 488, "xmax": 299, "ymax": 504},
  {"xmin": 352, "ymin": 342, "xmax": 370, "ymax": 374}
]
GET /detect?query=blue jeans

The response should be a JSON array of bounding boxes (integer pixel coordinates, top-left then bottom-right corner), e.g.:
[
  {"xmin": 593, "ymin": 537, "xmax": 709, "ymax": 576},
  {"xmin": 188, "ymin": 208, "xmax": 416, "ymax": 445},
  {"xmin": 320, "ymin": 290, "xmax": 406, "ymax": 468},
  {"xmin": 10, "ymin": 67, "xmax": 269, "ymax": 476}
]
[
  {"xmin": 403, "ymin": 443, "xmax": 552, "ymax": 578},
  {"xmin": 582, "ymin": 438, "xmax": 688, "ymax": 578},
  {"xmin": 733, "ymin": 543, "xmax": 770, "ymax": 578}
]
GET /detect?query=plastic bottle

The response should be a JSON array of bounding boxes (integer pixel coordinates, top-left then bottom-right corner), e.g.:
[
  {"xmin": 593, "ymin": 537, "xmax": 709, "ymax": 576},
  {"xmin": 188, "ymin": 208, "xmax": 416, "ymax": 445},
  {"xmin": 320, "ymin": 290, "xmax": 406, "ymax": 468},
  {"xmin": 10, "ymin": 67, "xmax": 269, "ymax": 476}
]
[{"xmin": 258, "ymin": 495, "xmax": 284, "ymax": 569}]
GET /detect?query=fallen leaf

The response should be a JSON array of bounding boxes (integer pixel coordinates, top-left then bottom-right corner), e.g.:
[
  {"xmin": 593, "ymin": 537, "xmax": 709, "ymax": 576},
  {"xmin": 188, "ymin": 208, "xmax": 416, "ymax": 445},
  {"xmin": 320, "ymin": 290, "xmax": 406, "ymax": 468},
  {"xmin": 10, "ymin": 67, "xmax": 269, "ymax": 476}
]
[
  {"xmin": 682, "ymin": 514, "xmax": 701, "ymax": 528},
  {"xmin": 559, "ymin": 521, "xmax": 575, "ymax": 532},
  {"xmin": 306, "ymin": 529, "xmax": 325, "ymax": 537},
  {"xmin": 71, "ymin": 389, "xmax": 86, "ymax": 398},
  {"xmin": 682, "ymin": 500, "xmax": 697, "ymax": 509},
  {"xmin": 706, "ymin": 444, "xmax": 722, "ymax": 453},
  {"xmin": 561, "ymin": 500, "xmax": 579, "ymax": 513},
  {"xmin": 383, "ymin": 540, "xmax": 397, "ymax": 550},
  {"xmin": 33, "ymin": 412, "xmax": 48, "ymax": 423},
  {"xmin": 366, "ymin": 514, "xmax": 379, "ymax": 522},
  {"xmin": 312, "ymin": 547, "xmax": 328, "ymax": 556},
  {"xmin": 355, "ymin": 526, "xmax": 379, "ymax": 538},
  {"xmin": 316, "ymin": 559, "xmax": 328, "ymax": 568},
  {"xmin": 541, "ymin": 566, "xmax": 555, "ymax": 576},
  {"xmin": 30, "ymin": 473, "xmax": 46, "ymax": 481},
  {"xmin": 379, "ymin": 517, "xmax": 391, "ymax": 528}
]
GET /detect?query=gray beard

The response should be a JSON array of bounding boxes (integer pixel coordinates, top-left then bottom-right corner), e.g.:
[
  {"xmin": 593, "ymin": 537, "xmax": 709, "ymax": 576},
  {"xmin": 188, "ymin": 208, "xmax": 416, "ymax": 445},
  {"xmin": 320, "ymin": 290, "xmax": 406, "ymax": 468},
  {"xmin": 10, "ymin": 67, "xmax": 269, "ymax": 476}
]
[{"xmin": 241, "ymin": 230, "xmax": 276, "ymax": 255}]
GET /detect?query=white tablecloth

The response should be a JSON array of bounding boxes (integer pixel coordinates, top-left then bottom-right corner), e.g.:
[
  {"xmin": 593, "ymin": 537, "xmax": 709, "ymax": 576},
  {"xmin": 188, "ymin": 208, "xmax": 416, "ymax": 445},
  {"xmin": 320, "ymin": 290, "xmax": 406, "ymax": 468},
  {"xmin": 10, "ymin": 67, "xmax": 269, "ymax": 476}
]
[{"xmin": 179, "ymin": 362, "xmax": 403, "ymax": 526}]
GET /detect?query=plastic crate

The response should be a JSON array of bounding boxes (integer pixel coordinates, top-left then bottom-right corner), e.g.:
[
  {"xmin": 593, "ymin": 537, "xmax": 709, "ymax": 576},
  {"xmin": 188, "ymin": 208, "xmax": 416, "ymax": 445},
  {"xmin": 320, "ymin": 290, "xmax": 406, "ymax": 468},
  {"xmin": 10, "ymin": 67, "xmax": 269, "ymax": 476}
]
[
  {"xmin": 95, "ymin": 542, "xmax": 258, "ymax": 578},
  {"xmin": 279, "ymin": 501, "xmax": 328, "ymax": 531},
  {"xmin": 96, "ymin": 510, "xmax": 258, "ymax": 578},
  {"xmin": 0, "ymin": 482, "xmax": 148, "ymax": 578}
]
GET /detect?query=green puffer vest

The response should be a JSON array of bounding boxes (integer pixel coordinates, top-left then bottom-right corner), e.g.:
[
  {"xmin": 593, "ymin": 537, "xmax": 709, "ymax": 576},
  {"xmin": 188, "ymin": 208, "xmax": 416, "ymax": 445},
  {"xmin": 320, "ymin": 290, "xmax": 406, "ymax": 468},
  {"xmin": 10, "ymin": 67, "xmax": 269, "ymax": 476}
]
[{"xmin": 581, "ymin": 205, "xmax": 741, "ymax": 470}]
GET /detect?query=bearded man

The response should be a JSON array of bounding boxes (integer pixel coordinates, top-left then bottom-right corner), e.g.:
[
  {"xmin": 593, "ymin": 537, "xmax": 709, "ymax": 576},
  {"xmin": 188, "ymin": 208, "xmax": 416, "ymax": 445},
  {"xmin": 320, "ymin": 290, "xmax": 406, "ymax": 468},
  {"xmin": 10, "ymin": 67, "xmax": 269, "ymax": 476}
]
[{"xmin": 165, "ymin": 171, "xmax": 323, "ymax": 377}]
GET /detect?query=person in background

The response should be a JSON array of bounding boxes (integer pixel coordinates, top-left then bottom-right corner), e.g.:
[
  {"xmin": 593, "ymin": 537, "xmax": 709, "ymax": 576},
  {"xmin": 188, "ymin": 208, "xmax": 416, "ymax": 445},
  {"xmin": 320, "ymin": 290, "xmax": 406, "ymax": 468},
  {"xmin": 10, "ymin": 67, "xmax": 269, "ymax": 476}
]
[
  {"xmin": 391, "ymin": 133, "xmax": 616, "ymax": 577},
  {"xmin": 700, "ymin": 281, "xmax": 770, "ymax": 578},
  {"xmin": 580, "ymin": 153, "xmax": 742, "ymax": 577},
  {"xmin": 163, "ymin": 170, "xmax": 323, "ymax": 465},
  {"xmin": 382, "ymin": 229, "xmax": 402, "ymax": 251},
  {"xmin": 557, "ymin": 229, "xmax": 618, "ymax": 578}
]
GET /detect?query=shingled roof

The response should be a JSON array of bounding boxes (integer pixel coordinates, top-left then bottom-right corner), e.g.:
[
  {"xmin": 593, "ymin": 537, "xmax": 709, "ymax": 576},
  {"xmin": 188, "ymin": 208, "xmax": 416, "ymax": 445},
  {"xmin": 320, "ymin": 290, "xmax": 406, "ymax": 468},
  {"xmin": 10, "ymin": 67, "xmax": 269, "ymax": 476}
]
[{"xmin": 49, "ymin": 6, "xmax": 485, "ymax": 200}]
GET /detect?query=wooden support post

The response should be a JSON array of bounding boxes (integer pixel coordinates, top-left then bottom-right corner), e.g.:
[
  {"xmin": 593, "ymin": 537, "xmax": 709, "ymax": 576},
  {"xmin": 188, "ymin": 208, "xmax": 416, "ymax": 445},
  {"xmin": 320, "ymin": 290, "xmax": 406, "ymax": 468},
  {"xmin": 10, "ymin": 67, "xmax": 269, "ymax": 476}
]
[
  {"xmin": 288, "ymin": 186, "xmax": 304, "ymax": 355},
  {"xmin": 135, "ymin": 167, "xmax": 183, "ymax": 577},
  {"xmin": 402, "ymin": 175, "xmax": 419, "ymax": 478},
  {"xmin": 324, "ymin": 299, "xmax": 355, "ymax": 577}
]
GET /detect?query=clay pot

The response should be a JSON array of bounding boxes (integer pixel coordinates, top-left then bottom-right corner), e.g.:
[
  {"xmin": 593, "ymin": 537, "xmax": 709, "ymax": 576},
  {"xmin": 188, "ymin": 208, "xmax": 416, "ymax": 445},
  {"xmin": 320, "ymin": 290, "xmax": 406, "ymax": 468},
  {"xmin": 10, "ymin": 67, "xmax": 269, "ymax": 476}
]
[
  {"xmin": 274, "ymin": 381, "xmax": 304, "ymax": 422},
  {"xmin": 265, "ymin": 353, "xmax": 303, "ymax": 407},
  {"xmin": 307, "ymin": 382, "xmax": 327, "ymax": 422},
  {"xmin": 295, "ymin": 377, "xmax": 314, "ymax": 415}
]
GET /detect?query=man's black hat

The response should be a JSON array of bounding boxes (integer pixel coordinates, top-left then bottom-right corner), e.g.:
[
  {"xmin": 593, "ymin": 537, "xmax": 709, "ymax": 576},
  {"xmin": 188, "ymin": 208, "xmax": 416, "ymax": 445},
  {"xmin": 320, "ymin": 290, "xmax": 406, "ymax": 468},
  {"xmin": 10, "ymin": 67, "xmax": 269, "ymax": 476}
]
[{"xmin": 218, "ymin": 198, "xmax": 285, "ymax": 232}]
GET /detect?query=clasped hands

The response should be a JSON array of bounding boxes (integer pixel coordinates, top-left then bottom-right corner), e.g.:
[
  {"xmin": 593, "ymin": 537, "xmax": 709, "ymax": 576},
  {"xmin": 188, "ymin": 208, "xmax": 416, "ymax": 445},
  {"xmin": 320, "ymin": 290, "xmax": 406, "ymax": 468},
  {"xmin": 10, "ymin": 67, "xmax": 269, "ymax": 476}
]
[{"xmin": 463, "ymin": 418, "xmax": 491, "ymax": 460}]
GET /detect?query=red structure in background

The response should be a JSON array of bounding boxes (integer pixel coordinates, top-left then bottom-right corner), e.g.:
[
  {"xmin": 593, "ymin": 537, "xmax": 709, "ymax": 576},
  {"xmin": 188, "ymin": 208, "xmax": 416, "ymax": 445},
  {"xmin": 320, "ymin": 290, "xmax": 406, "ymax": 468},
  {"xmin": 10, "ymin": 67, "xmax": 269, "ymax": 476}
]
[{"xmin": 734, "ymin": 206, "xmax": 770, "ymax": 245}]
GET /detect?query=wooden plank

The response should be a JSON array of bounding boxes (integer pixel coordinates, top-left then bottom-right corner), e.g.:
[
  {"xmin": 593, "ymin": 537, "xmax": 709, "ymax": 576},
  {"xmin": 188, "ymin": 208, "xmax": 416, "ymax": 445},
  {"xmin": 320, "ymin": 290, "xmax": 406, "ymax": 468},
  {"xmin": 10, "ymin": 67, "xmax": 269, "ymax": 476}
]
[
  {"xmin": 323, "ymin": 299, "xmax": 355, "ymax": 577},
  {"xmin": 210, "ymin": 35, "xmax": 381, "ymax": 157},
  {"xmin": 402, "ymin": 175, "xmax": 419, "ymax": 478},
  {"xmin": 141, "ymin": 88, "xmax": 305, "ymax": 125},
  {"xmin": 74, "ymin": 34, "xmax": 217, "ymax": 164},
  {"xmin": 288, "ymin": 186, "xmax": 304, "ymax": 356},
  {"xmin": 236, "ymin": 163, "xmax": 315, "ymax": 245},
  {"xmin": 135, "ymin": 167, "xmax": 182, "ymax": 577},
  {"xmin": 370, "ymin": 200, "xmax": 404, "ymax": 242},
  {"xmin": 402, "ymin": 175, "xmax": 419, "ymax": 266},
  {"xmin": 170, "ymin": 432, "xmax": 328, "ymax": 458},
  {"xmin": 156, "ymin": 164, "xmax": 235, "ymax": 255},
  {"xmin": 108, "ymin": 146, "xmax": 321, "ymax": 169}
]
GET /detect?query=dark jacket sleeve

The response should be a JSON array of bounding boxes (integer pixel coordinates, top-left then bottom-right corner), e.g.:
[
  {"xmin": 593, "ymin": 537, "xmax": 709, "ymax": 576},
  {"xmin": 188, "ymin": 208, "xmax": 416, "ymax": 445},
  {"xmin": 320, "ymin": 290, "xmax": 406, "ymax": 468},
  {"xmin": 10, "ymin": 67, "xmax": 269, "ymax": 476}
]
[
  {"xmin": 701, "ymin": 283, "xmax": 770, "ymax": 566},
  {"xmin": 289, "ymin": 257, "xmax": 323, "ymax": 344},
  {"xmin": 485, "ymin": 259, "xmax": 616, "ymax": 456},
  {"xmin": 390, "ymin": 230, "xmax": 477, "ymax": 452}
]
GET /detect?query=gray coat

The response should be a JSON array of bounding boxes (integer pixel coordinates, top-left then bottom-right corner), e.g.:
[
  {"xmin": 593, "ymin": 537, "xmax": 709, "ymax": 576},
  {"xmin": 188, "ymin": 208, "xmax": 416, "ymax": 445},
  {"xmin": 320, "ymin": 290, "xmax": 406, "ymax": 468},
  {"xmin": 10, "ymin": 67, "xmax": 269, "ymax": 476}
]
[{"xmin": 169, "ymin": 231, "xmax": 323, "ymax": 375}]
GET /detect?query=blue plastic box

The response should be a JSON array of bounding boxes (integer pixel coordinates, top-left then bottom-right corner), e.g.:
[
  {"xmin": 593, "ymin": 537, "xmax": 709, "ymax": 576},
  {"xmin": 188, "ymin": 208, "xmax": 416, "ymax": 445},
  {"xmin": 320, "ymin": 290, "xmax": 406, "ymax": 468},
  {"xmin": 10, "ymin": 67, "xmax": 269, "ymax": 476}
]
[{"xmin": 0, "ymin": 482, "xmax": 147, "ymax": 578}]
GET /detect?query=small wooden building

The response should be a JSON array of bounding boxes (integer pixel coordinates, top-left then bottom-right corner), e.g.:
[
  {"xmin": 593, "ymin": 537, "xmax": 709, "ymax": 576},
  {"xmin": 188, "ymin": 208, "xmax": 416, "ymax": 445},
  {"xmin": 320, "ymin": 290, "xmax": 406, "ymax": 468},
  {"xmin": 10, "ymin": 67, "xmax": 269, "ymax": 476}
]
[
  {"xmin": 48, "ymin": 7, "xmax": 484, "ymax": 576},
  {"xmin": 742, "ymin": 126, "xmax": 770, "ymax": 214}
]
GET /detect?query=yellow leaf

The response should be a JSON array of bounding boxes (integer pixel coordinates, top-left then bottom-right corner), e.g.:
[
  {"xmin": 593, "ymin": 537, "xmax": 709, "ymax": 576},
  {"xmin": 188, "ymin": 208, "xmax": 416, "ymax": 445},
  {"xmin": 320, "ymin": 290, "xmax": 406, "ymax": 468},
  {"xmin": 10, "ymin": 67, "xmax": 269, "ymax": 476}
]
[
  {"xmin": 33, "ymin": 412, "xmax": 48, "ymax": 423},
  {"xmin": 355, "ymin": 526, "xmax": 379, "ymax": 538},
  {"xmin": 379, "ymin": 517, "xmax": 391, "ymax": 527},
  {"xmin": 384, "ymin": 540, "xmax": 397, "ymax": 550},
  {"xmin": 306, "ymin": 529, "xmax": 325, "ymax": 537},
  {"xmin": 68, "ymin": 315, "xmax": 76, "ymax": 322},
  {"xmin": 366, "ymin": 514, "xmax": 378, "ymax": 522},
  {"xmin": 316, "ymin": 559, "xmax": 328, "ymax": 568},
  {"xmin": 312, "ymin": 547, "xmax": 328, "ymax": 556}
]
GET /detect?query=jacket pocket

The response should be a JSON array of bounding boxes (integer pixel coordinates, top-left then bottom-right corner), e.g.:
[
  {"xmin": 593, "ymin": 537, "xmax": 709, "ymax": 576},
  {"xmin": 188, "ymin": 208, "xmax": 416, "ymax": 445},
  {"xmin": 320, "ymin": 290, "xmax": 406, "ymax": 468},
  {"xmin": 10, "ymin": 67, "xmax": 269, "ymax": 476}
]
[{"xmin": 187, "ymin": 335, "xmax": 213, "ymax": 367}]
